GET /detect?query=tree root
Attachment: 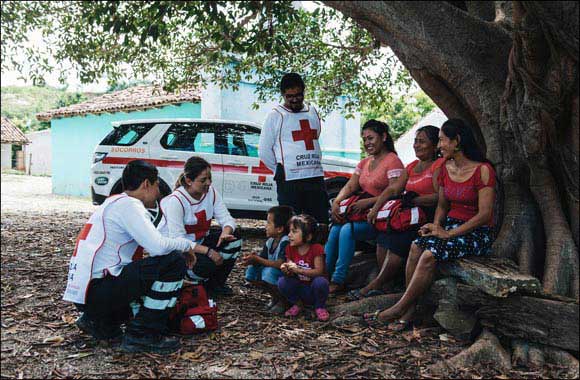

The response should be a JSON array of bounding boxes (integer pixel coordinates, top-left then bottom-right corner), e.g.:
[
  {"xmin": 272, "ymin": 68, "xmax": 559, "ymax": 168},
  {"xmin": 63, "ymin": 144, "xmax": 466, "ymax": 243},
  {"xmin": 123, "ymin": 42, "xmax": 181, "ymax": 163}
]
[
  {"xmin": 427, "ymin": 329, "xmax": 511, "ymax": 377},
  {"xmin": 512, "ymin": 340, "xmax": 579, "ymax": 377},
  {"xmin": 330, "ymin": 292, "xmax": 402, "ymax": 317}
]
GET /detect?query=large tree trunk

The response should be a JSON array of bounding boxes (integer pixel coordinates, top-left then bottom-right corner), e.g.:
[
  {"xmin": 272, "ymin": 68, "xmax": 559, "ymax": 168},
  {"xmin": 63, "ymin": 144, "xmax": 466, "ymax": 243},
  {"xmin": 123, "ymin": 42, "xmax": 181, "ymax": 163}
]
[{"xmin": 324, "ymin": 1, "xmax": 579, "ymax": 299}]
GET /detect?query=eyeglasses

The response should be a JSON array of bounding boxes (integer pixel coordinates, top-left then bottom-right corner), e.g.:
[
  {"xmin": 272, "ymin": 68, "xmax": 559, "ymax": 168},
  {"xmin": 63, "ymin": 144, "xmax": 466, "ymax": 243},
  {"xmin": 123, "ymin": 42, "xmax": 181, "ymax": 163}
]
[{"xmin": 283, "ymin": 92, "xmax": 304, "ymax": 100}]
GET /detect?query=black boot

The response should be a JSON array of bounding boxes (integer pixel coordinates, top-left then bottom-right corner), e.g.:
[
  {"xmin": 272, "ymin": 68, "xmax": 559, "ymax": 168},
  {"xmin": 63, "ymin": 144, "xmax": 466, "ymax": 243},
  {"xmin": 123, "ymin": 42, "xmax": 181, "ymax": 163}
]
[
  {"xmin": 120, "ymin": 333, "xmax": 180, "ymax": 354},
  {"xmin": 75, "ymin": 313, "xmax": 123, "ymax": 341},
  {"xmin": 210, "ymin": 284, "xmax": 234, "ymax": 297}
]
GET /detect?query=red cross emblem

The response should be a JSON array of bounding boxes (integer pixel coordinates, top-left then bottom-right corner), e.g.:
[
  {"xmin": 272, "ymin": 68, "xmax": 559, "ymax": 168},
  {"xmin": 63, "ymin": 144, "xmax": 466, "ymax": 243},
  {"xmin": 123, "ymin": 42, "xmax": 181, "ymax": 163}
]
[
  {"xmin": 185, "ymin": 210, "xmax": 212, "ymax": 240},
  {"xmin": 292, "ymin": 119, "xmax": 318, "ymax": 151},
  {"xmin": 72, "ymin": 223, "xmax": 92, "ymax": 257},
  {"xmin": 251, "ymin": 161, "xmax": 273, "ymax": 183}
]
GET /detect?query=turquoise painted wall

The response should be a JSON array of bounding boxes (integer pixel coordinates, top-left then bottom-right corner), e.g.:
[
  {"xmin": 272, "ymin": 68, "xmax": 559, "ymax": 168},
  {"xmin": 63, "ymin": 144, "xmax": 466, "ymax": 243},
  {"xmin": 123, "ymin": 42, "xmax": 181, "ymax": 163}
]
[{"xmin": 52, "ymin": 102, "xmax": 201, "ymax": 197}]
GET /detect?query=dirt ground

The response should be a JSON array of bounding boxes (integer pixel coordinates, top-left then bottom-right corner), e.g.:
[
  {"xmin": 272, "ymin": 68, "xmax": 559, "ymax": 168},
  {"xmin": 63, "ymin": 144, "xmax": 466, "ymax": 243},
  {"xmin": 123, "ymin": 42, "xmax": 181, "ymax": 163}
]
[{"xmin": 1, "ymin": 174, "xmax": 571, "ymax": 378}]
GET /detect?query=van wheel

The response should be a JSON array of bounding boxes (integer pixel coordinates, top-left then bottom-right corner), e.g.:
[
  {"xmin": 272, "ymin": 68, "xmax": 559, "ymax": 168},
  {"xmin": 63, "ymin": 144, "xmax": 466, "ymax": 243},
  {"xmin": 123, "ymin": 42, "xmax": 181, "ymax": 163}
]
[
  {"xmin": 110, "ymin": 180, "xmax": 124, "ymax": 195},
  {"xmin": 159, "ymin": 180, "xmax": 171, "ymax": 198},
  {"xmin": 325, "ymin": 178, "xmax": 348, "ymax": 207}
]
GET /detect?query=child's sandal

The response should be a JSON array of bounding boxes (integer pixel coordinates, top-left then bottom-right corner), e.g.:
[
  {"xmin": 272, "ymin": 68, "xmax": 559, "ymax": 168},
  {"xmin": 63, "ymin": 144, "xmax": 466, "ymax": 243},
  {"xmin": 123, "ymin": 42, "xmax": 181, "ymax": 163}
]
[
  {"xmin": 284, "ymin": 304, "xmax": 302, "ymax": 317},
  {"xmin": 315, "ymin": 308, "xmax": 330, "ymax": 321}
]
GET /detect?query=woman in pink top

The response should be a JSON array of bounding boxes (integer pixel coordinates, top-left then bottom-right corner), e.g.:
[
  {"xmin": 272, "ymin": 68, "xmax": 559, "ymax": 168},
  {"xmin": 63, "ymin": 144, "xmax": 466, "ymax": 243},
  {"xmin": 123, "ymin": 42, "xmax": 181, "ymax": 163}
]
[
  {"xmin": 364, "ymin": 119, "xmax": 496, "ymax": 329},
  {"xmin": 350, "ymin": 126, "xmax": 444, "ymax": 300},
  {"xmin": 326, "ymin": 120, "xmax": 405, "ymax": 293}
]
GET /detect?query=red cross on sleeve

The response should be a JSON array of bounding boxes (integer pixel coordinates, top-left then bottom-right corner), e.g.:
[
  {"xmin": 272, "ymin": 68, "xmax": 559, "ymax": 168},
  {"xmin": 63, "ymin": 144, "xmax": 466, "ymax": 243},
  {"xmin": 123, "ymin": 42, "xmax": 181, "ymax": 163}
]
[{"xmin": 72, "ymin": 224, "xmax": 93, "ymax": 257}]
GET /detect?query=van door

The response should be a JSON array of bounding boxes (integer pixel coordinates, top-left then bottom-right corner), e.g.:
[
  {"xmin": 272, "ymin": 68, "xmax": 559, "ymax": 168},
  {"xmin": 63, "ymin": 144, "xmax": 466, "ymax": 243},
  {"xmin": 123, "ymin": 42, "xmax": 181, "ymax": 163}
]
[
  {"xmin": 222, "ymin": 124, "xmax": 276, "ymax": 212},
  {"xmin": 153, "ymin": 122, "xmax": 224, "ymax": 195}
]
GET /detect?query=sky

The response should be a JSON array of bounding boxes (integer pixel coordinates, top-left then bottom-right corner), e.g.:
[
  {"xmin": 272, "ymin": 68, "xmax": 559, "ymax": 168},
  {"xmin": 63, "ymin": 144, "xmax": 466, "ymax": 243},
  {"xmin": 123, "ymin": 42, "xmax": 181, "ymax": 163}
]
[{"xmin": 1, "ymin": 29, "xmax": 111, "ymax": 92}]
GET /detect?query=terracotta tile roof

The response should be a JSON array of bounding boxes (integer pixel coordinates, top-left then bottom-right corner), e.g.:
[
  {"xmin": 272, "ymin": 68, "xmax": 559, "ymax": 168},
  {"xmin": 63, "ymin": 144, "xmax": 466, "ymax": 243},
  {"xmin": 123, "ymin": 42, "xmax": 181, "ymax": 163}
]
[
  {"xmin": 36, "ymin": 85, "xmax": 202, "ymax": 121},
  {"xmin": 1, "ymin": 116, "xmax": 29, "ymax": 144}
]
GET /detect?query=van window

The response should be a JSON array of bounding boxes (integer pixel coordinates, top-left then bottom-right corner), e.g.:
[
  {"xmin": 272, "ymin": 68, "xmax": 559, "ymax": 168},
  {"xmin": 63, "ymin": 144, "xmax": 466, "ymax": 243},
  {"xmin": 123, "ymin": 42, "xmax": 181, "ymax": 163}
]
[
  {"xmin": 161, "ymin": 123, "xmax": 218, "ymax": 153},
  {"xmin": 100, "ymin": 124, "xmax": 153, "ymax": 146},
  {"xmin": 226, "ymin": 125, "xmax": 260, "ymax": 157}
]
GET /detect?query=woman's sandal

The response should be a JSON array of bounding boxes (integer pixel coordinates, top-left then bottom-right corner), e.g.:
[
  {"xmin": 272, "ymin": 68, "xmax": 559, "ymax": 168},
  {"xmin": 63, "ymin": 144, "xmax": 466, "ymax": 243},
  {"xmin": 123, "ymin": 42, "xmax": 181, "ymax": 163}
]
[
  {"xmin": 347, "ymin": 289, "xmax": 364, "ymax": 301},
  {"xmin": 388, "ymin": 319, "xmax": 413, "ymax": 332},
  {"xmin": 347, "ymin": 289, "xmax": 385, "ymax": 301},
  {"xmin": 361, "ymin": 311, "xmax": 411, "ymax": 331},
  {"xmin": 365, "ymin": 289, "xmax": 385, "ymax": 297},
  {"xmin": 361, "ymin": 310, "xmax": 389, "ymax": 328}
]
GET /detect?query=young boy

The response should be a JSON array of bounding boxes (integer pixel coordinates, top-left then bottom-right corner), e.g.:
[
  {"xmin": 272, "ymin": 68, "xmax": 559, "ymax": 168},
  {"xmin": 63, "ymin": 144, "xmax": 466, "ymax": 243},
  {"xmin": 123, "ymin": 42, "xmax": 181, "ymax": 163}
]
[{"xmin": 242, "ymin": 205, "xmax": 293, "ymax": 313}]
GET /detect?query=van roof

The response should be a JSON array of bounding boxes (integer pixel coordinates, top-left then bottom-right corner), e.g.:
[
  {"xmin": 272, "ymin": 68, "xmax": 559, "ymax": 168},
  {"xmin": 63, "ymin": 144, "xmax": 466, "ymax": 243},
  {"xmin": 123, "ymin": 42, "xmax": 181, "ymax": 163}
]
[{"xmin": 111, "ymin": 118, "xmax": 262, "ymax": 129}]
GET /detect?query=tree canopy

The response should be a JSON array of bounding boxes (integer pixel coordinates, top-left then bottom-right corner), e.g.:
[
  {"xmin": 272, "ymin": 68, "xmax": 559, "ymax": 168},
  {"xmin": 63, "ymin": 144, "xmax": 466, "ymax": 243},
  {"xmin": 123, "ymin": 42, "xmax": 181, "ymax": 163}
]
[{"xmin": 1, "ymin": 1, "xmax": 410, "ymax": 116}]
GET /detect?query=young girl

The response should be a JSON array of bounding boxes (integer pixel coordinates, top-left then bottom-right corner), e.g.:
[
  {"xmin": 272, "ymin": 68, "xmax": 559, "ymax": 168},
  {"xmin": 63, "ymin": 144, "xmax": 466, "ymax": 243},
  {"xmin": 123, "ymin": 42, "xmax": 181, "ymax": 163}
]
[
  {"xmin": 242, "ymin": 205, "xmax": 294, "ymax": 314},
  {"xmin": 278, "ymin": 214, "xmax": 330, "ymax": 321}
]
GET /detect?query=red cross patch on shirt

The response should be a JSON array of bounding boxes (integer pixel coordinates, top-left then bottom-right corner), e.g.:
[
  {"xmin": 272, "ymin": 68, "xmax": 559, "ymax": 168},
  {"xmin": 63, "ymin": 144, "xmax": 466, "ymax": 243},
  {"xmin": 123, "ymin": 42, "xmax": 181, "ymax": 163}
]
[
  {"xmin": 292, "ymin": 119, "xmax": 318, "ymax": 151},
  {"xmin": 185, "ymin": 210, "xmax": 212, "ymax": 240}
]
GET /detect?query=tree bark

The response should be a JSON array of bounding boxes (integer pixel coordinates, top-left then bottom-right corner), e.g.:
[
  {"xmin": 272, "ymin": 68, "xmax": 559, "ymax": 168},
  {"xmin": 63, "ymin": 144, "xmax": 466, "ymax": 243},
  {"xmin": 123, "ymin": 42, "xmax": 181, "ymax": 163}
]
[
  {"xmin": 324, "ymin": 0, "xmax": 579, "ymax": 299},
  {"xmin": 433, "ymin": 282, "xmax": 580, "ymax": 352},
  {"xmin": 427, "ymin": 330, "xmax": 512, "ymax": 377}
]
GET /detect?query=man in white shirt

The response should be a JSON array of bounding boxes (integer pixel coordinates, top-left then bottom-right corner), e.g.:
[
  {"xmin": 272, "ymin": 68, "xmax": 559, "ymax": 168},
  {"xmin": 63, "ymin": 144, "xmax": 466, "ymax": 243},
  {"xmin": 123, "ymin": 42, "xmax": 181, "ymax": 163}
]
[
  {"xmin": 63, "ymin": 160, "xmax": 209, "ymax": 354},
  {"xmin": 258, "ymin": 73, "xmax": 329, "ymax": 223}
]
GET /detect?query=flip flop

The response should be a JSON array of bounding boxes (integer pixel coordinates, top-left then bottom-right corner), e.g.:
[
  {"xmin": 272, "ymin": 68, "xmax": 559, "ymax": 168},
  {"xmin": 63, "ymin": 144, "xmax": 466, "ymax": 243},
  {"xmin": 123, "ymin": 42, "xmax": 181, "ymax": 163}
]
[
  {"xmin": 388, "ymin": 319, "xmax": 413, "ymax": 332},
  {"xmin": 365, "ymin": 289, "xmax": 385, "ymax": 297},
  {"xmin": 347, "ymin": 288, "xmax": 385, "ymax": 301},
  {"xmin": 361, "ymin": 311, "xmax": 409, "ymax": 330},
  {"xmin": 361, "ymin": 310, "xmax": 389, "ymax": 328},
  {"xmin": 346, "ymin": 289, "xmax": 364, "ymax": 301}
]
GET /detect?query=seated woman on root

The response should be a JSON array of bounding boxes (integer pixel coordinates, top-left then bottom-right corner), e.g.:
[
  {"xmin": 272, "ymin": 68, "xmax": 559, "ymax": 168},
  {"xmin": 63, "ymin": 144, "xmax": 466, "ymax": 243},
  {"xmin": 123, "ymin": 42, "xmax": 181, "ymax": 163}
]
[
  {"xmin": 349, "ymin": 125, "xmax": 444, "ymax": 300},
  {"xmin": 363, "ymin": 118, "xmax": 496, "ymax": 330},
  {"xmin": 325, "ymin": 120, "xmax": 404, "ymax": 294}
]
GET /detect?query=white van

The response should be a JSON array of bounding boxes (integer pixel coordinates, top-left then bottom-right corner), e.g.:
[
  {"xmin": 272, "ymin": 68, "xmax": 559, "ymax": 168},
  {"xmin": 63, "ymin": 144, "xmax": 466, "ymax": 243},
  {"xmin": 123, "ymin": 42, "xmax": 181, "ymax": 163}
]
[{"xmin": 90, "ymin": 119, "xmax": 358, "ymax": 218}]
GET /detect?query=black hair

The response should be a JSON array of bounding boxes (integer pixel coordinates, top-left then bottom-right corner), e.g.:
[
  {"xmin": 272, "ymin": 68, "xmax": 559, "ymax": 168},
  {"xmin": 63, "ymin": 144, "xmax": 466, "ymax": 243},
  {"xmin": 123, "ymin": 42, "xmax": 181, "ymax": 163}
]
[
  {"xmin": 441, "ymin": 119, "xmax": 487, "ymax": 162},
  {"xmin": 416, "ymin": 125, "xmax": 440, "ymax": 160},
  {"xmin": 362, "ymin": 119, "xmax": 396, "ymax": 154},
  {"xmin": 122, "ymin": 160, "xmax": 158, "ymax": 191},
  {"xmin": 288, "ymin": 214, "xmax": 328, "ymax": 245},
  {"xmin": 268, "ymin": 205, "xmax": 295, "ymax": 234},
  {"xmin": 280, "ymin": 73, "xmax": 305, "ymax": 93},
  {"xmin": 175, "ymin": 156, "xmax": 212, "ymax": 189}
]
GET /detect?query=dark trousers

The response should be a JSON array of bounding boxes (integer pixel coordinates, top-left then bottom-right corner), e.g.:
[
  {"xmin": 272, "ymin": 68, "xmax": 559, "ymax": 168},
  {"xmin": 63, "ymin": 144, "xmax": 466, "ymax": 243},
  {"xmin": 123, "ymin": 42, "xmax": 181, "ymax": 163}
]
[
  {"xmin": 278, "ymin": 276, "xmax": 330, "ymax": 309},
  {"xmin": 189, "ymin": 230, "xmax": 239, "ymax": 289},
  {"xmin": 192, "ymin": 254, "xmax": 237, "ymax": 289},
  {"xmin": 275, "ymin": 165, "xmax": 329, "ymax": 223},
  {"xmin": 77, "ymin": 251, "xmax": 186, "ymax": 336}
]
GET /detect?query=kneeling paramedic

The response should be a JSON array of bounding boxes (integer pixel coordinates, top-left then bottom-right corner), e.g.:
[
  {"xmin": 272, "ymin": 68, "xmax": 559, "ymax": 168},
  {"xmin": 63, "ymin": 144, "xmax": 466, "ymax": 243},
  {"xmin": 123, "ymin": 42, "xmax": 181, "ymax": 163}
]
[{"xmin": 63, "ymin": 160, "xmax": 208, "ymax": 354}]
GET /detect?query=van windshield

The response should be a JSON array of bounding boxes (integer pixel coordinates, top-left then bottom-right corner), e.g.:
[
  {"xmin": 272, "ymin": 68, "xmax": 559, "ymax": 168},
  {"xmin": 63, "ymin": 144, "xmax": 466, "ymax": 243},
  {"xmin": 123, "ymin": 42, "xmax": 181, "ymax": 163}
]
[{"xmin": 100, "ymin": 124, "xmax": 153, "ymax": 146}]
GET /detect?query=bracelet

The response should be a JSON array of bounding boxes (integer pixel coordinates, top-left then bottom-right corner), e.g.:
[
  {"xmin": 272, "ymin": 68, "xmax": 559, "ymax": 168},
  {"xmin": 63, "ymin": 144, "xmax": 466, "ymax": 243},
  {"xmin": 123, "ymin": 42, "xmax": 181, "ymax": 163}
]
[{"xmin": 205, "ymin": 247, "xmax": 211, "ymax": 255}]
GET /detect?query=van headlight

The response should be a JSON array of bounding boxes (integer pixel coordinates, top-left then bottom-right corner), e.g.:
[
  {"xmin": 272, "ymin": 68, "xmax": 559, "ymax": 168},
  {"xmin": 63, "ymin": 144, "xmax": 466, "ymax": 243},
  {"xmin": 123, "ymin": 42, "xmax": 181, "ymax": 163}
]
[{"xmin": 93, "ymin": 152, "xmax": 108, "ymax": 163}]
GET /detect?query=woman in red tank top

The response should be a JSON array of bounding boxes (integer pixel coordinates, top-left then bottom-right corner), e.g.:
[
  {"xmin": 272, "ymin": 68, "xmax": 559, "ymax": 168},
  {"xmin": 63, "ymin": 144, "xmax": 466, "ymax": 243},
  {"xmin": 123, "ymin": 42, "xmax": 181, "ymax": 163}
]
[
  {"xmin": 364, "ymin": 119, "xmax": 496, "ymax": 329},
  {"xmin": 349, "ymin": 126, "xmax": 443, "ymax": 300}
]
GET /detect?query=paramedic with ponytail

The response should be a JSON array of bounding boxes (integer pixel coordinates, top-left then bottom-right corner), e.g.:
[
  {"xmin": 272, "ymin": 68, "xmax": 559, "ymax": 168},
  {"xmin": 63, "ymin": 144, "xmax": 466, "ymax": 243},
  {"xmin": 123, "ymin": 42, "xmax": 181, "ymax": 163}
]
[
  {"xmin": 160, "ymin": 156, "xmax": 239, "ymax": 297},
  {"xmin": 258, "ymin": 72, "xmax": 329, "ymax": 223},
  {"xmin": 63, "ymin": 160, "xmax": 203, "ymax": 354}
]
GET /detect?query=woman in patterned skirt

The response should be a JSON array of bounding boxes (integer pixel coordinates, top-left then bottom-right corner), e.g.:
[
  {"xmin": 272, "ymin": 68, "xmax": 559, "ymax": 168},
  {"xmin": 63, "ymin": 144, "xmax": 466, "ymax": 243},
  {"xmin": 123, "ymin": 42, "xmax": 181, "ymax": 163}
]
[{"xmin": 364, "ymin": 118, "xmax": 496, "ymax": 330}]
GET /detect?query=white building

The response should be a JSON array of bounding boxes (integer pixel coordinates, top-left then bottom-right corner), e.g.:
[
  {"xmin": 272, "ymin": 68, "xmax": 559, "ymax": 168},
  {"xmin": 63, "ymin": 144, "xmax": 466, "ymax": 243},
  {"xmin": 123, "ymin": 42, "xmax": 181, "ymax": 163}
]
[
  {"xmin": 24, "ymin": 129, "xmax": 51, "ymax": 175},
  {"xmin": 394, "ymin": 109, "xmax": 447, "ymax": 165},
  {"xmin": 1, "ymin": 116, "xmax": 29, "ymax": 170}
]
